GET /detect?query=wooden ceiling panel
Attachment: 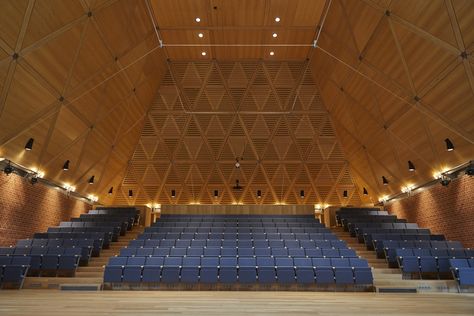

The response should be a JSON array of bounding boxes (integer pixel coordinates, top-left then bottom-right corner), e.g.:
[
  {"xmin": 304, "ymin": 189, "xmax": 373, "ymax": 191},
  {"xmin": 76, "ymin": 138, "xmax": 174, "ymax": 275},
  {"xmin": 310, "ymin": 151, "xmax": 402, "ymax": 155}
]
[
  {"xmin": 23, "ymin": 0, "xmax": 86, "ymax": 49},
  {"xmin": 0, "ymin": 0, "xmax": 28, "ymax": 49},
  {"xmin": 151, "ymin": 0, "xmax": 210, "ymax": 27}
]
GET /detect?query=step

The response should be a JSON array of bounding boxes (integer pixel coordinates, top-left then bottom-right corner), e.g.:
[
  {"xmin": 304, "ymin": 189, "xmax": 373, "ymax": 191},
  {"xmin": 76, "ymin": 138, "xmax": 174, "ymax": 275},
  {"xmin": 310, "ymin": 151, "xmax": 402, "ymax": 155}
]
[
  {"xmin": 375, "ymin": 279, "xmax": 458, "ymax": 293},
  {"xmin": 23, "ymin": 277, "xmax": 103, "ymax": 289},
  {"xmin": 373, "ymin": 268, "xmax": 401, "ymax": 274},
  {"xmin": 76, "ymin": 266, "xmax": 104, "ymax": 273},
  {"xmin": 75, "ymin": 272, "xmax": 104, "ymax": 278}
]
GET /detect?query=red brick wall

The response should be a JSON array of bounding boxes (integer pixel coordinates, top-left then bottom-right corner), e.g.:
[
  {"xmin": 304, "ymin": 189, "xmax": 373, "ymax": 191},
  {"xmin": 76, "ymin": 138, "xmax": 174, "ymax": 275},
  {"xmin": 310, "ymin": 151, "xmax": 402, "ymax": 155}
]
[
  {"xmin": 0, "ymin": 172, "xmax": 90, "ymax": 246},
  {"xmin": 385, "ymin": 175, "xmax": 474, "ymax": 248}
]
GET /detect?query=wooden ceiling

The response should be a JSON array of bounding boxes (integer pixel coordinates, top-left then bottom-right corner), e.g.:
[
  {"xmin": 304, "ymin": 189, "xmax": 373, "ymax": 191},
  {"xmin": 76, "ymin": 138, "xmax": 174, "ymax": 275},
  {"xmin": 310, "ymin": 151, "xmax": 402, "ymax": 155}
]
[
  {"xmin": 0, "ymin": 0, "xmax": 473, "ymax": 206},
  {"xmin": 150, "ymin": 0, "xmax": 325, "ymax": 60},
  {"xmin": 0, "ymin": 0, "xmax": 167, "ymax": 197}
]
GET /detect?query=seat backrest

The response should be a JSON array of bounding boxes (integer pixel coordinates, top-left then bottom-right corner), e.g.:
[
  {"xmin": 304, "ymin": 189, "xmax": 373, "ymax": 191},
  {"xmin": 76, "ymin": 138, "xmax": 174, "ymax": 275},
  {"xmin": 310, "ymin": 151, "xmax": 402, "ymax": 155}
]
[
  {"xmin": 256, "ymin": 257, "xmax": 275, "ymax": 267},
  {"xmin": 238, "ymin": 257, "xmax": 256, "ymax": 266}
]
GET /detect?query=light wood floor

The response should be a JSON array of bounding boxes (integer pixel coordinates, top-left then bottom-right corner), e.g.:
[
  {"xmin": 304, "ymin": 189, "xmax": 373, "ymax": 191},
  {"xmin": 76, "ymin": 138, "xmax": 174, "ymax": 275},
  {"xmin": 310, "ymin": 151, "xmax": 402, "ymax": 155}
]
[{"xmin": 0, "ymin": 291, "xmax": 473, "ymax": 315}]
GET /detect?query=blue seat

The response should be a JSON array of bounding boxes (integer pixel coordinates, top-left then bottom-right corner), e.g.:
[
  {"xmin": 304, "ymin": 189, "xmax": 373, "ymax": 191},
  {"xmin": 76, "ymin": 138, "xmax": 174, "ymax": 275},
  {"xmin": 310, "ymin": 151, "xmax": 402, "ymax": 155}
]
[
  {"xmin": 109, "ymin": 256, "xmax": 127, "ymax": 266},
  {"xmin": 187, "ymin": 247, "xmax": 204, "ymax": 256},
  {"xmin": 256, "ymin": 257, "xmax": 276, "ymax": 283},
  {"xmin": 219, "ymin": 257, "xmax": 237, "ymax": 283},
  {"xmin": 206, "ymin": 240, "xmax": 221, "ymax": 247},
  {"xmin": 123, "ymin": 266, "xmax": 142, "ymax": 282},
  {"xmin": 285, "ymin": 240, "xmax": 300, "ymax": 248},
  {"xmin": 2, "ymin": 265, "xmax": 28, "ymax": 286},
  {"xmin": 254, "ymin": 248, "xmax": 271, "ymax": 256},
  {"xmin": 136, "ymin": 248, "xmax": 153, "ymax": 257},
  {"xmin": 191, "ymin": 240, "xmax": 206, "ymax": 247},
  {"xmin": 420, "ymin": 256, "xmax": 437, "ymax": 273},
  {"xmin": 294, "ymin": 258, "xmax": 315, "ymax": 284},
  {"xmin": 275, "ymin": 257, "xmax": 295, "ymax": 283},
  {"xmin": 331, "ymin": 258, "xmax": 350, "ymax": 267},
  {"xmin": 401, "ymin": 257, "xmax": 420, "ymax": 275},
  {"xmin": 354, "ymin": 267, "xmax": 373, "ymax": 285},
  {"xmin": 238, "ymin": 240, "xmax": 253, "ymax": 248},
  {"xmin": 221, "ymin": 248, "xmax": 237, "ymax": 256},
  {"xmin": 200, "ymin": 257, "xmax": 219, "ymax": 283},
  {"xmin": 288, "ymin": 248, "xmax": 305, "ymax": 257},
  {"xmin": 161, "ymin": 257, "xmax": 182, "ymax": 283},
  {"xmin": 153, "ymin": 248, "xmax": 171, "ymax": 256},
  {"xmin": 271, "ymin": 248, "xmax": 288, "ymax": 257},
  {"xmin": 104, "ymin": 265, "xmax": 123, "ymax": 283},
  {"xmin": 305, "ymin": 248, "xmax": 323, "ymax": 258},
  {"xmin": 300, "ymin": 240, "xmax": 315, "ymax": 248},
  {"xmin": 160, "ymin": 239, "xmax": 176, "ymax": 247},
  {"xmin": 458, "ymin": 268, "xmax": 474, "ymax": 286},
  {"xmin": 128, "ymin": 257, "xmax": 146, "ymax": 266},
  {"xmin": 120, "ymin": 248, "xmax": 136, "ymax": 256},
  {"xmin": 238, "ymin": 248, "xmax": 254, "ymax": 257},
  {"xmin": 204, "ymin": 247, "xmax": 221, "ymax": 256},
  {"xmin": 181, "ymin": 257, "xmax": 200, "ymax": 283},
  {"xmin": 312, "ymin": 258, "xmax": 331, "ymax": 267},
  {"xmin": 315, "ymin": 267, "xmax": 334, "ymax": 284},
  {"xmin": 142, "ymin": 266, "xmax": 161, "ymax": 282},
  {"xmin": 334, "ymin": 267, "xmax": 354, "ymax": 285},
  {"xmin": 145, "ymin": 257, "xmax": 164, "ymax": 266},
  {"xmin": 322, "ymin": 248, "xmax": 339, "ymax": 258},
  {"xmin": 170, "ymin": 248, "xmax": 187, "ymax": 256},
  {"xmin": 349, "ymin": 258, "xmax": 369, "ymax": 268},
  {"xmin": 238, "ymin": 257, "xmax": 257, "ymax": 283},
  {"xmin": 175, "ymin": 240, "xmax": 191, "ymax": 248},
  {"xmin": 144, "ymin": 240, "xmax": 160, "ymax": 247},
  {"xmin": 339, "ymin": 249, "xmax": 357, "ymax": 258}
]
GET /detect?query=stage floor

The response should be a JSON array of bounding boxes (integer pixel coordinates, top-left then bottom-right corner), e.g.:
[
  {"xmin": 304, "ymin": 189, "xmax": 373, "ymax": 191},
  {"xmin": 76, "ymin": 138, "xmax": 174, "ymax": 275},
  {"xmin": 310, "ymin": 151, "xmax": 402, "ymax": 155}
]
[{"xmin": 0, "ymin": 291, "xmax": 473, "ymax": 315}]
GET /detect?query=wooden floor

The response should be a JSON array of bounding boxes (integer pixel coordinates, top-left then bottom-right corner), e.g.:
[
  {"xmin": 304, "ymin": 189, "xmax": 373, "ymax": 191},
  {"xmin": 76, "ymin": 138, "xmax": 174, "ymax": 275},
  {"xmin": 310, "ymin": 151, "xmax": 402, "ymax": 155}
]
[{"xmin": 0, "ymin": 291, "xmax": 473, "ymax": 315}]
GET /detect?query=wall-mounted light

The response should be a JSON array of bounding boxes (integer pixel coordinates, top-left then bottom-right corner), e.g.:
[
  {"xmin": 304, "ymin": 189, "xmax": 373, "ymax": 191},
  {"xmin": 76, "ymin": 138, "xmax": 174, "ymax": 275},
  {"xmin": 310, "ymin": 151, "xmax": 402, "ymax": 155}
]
[
  {"xmin": 88, "ymin": 175, "xmax": 95, "ymax": 184},
  {"xmin": 3, "ymin": 163, "xmax": 14, "ymax": 175},
  {"xmin": 408, "ymin": 160, "xmax": 416, "ymax": 172},
  {"xmin": 87, "ymin": 194, "xmax": 98, "ymax": 203},
  {"xmin": 24, "ymin": 138, "xmax": 34, "ymax": 151},
  {"xmin": 63, "ymin": 183, "xmax": 76, "ymax": 192},
  {"xmin": 445, "ymin": 138, "xmax": 454, "ymax": 151},
  {"xmin": 62, "ymin": 160, "xmax": 70, "ymax": 171}
]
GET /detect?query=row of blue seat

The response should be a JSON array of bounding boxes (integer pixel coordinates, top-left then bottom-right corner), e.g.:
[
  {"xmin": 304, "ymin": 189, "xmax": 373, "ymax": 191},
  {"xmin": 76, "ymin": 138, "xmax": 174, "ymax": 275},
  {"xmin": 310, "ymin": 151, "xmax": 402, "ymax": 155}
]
[
  {"xmin": 129, "ymin": 239, "xmax": 347, "ymax": 249},
  {"xmin": 364, "ymin": 233, "xmax": 446, "ymax": 250},
  {"xmin": 0, "ymin": 254, "xmax": 79, "ymax": 277},
  {"xmin": 59, "ymin": 221, "xmax": 127, "ymax": 235},
  {"xmin": 385, "ymin": 246, "xmax": 472, "ymax": 266},
  {"xmin": 398, "ymin": 256, "xmax": 463, "ymax": 277},
  {"xmin": 340, "ymin": 215, "xmax": 396, "ymax": 228},
  {"xmin": 373, "ymin": 237, "xmax": 453, "ymax": 257},
  {"xmin": 15, "ymin": 238, "xmax": 100, "ymax": 258},
  {"xmin": 349, "ymin": 222, "xmax": 418, "ymax": 236},
  {"xmin": 77, "ymin": 214, "xmax": 136, "ymax": 227},
  {"xmin": 137, "ymin": 233, "xmax": 340, "ymax": 240},
  {"xmin": 105, "ymin": 257, "xmax": 373, "ymax": 285},
  {"xmin": 48, "ymin": 226, "xmax": 120, "ymax": 241},
  {"xmin": 118, "ymin": 247, "xmax": 358, "ymax": 258},
  {"xmin": 152, "ymin": 223, "xmax": 325, "ymax": 228},
  {"xmin": 0, "ymin": 247, "xmax": 90, "ymax": 265},
  {"xmin": 145, "ymin": 227, "xmax": 329, "ymax": 233},
  {"xmin": 0, "ymin": 264, "xmax": 29, "ymax": 289},
  {"xmin": 36, "ymin": 231, "xmax": 112, "ymax": 247}
]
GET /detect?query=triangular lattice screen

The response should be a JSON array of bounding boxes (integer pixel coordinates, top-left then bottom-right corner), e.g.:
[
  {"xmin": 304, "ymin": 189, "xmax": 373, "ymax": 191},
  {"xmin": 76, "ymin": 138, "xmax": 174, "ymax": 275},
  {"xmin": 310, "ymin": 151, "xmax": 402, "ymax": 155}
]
[{"xmin": 114, "ymin": 61, "xmax": 362, "ymax": 205}]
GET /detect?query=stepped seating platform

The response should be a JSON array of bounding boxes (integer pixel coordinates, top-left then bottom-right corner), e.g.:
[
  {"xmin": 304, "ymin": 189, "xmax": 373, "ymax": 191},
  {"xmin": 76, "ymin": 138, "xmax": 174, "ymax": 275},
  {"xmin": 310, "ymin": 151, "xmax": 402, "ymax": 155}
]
[
  {"xmin": 334, "ymin": 207, "xmax": 468, "ymax": 293},
  {"xmin": 103, "ymin": 215, "xmax": 374, "ymax": 291}
]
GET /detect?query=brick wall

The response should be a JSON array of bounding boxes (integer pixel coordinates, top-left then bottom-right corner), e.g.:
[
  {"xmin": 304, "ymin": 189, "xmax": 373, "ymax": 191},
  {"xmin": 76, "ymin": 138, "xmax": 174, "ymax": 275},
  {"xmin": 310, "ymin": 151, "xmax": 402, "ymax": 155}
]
[
  {"xmin": 385, "ymin": 175, "xmax": 474, "ymax": 248},
  {"xmin": 0, "ymin": 172, "xmax": 90, "ymax": 246}
]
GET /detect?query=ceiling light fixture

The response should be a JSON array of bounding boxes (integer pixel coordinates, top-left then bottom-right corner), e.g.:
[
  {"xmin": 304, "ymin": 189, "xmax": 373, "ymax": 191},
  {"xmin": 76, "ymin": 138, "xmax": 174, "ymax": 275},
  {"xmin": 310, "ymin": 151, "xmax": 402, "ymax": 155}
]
[
  {"xmin": 25, "ymin": 138, "xmax": 34, "ymax": 151},
  {"xmin": 63, "ymin": 160, "xmax": 70, "ymax": 171},
  {"xmin": 300, "ymin": 190, "xmax": 304, "ymax": 199},
  {"xmin": 270, "ymin": 51, "xmax": 275, "ymax": 56},
  {"xmin": 445, "ymin": 138, "xmax": 454, "ymax": 151},
  {"xmin": 195, "ymin": 17, "xmax": 201, "ymax": 22},
  {"xmin": 108, "ymin": 187, "xmax": 113, "ymax": 195},
  {"xmin": 272, "ymin": 33, "xmax": 278, "ymax": 38},
  {"xmin": 198, "ymin": 33, "xmax": 204, "ymax": 38},
  {"xmin": 171, "ymin": 189, "xmax": 176, "ymax": 198},
  {"xmin": 128, "ymin": 190, "xmax": 133, "ymax": 198},
  {"xmin": 343, "ymin": 190, "xmax": 348, "ymax": 198},
  {"xmin": 201, "ymin": 51, "xmax": 206, "ymax": 56},
  {"xmin": 257, "ymin": 190, "xmax": 262, "ymax": 199},
  {"xmin": 382, "ymin": 176, "xmax": 389, "ymax": 185},
  {"xmin": 363, "ymin": 187, "xmax": 368, "ymax": 195},
  {"xmin": 88, "ymin": 175, "xmax": 95, "ymax": 184},
  {"xmin": 408, "ymin": 160, "xmax": 416, "ymax": 172},
  {"xmin": 214, "ymin": 190, "xmax": 219, "ymax": 198},
  {"xmin": 275, "ymin": 17, "xmax": 280, "ymax": 22}
]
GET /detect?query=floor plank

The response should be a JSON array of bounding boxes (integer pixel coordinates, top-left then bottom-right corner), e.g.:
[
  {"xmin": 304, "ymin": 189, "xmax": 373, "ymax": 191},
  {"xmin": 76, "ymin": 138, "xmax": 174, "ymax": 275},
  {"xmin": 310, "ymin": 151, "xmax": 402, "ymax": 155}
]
[{"xmin": 0, "ymin": 291, "xmax": 473, "ymax": 315}]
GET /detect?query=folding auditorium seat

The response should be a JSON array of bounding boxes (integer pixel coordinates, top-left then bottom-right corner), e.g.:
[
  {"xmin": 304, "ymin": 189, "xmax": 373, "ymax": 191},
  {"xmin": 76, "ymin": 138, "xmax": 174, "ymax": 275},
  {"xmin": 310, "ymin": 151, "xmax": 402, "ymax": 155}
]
[
  {"xmin": 254, "ymin": 247, "xmax": 271, "ymax": 256},
  {"xmin": 200, "ymin": 257, "xmax": 219, "ymax": 283},
  {"xmin": 331, "ymin": 240, "xmax": 347, "ymax": 248},
  {"xmin": 204, "ymin": 247, "xmax": 221, "ymax": 256},
  {"xmin": 40, "ymin": 255, "xmax": 59, "ymax": 276},
  {"xmin": 221, "ymin": 247, "xmax": 237, "ymax": 257},
  {"xmin": 315, "ymin": 240, "xmax": 331, "ymax": 248},
  {"xmin": 219, "ymin": 257, "xmax": 238, "ymax": 283},
  {"xmin": 180, "ymin": 233, "xmax": 195, "ymax": 240},
  {"xmin": 136, "ymin": 248, "xmax": 154, "ymax": 257},
  {"xmin": 275, "ymin": 257, "xmax": 295, "ymax": 283},
  {"xmin": 271, "ymin": 247, "xmax": 288, "ymax": 257},
  {"xmin": 160, "ymin": 239, "xmax": 176, "ymax": 247},
  {"xmin": 175, "ymin": 240, "xmax": 191, "ymax": 248},
  {"xmin": 420, "ymin": 256, "xmax": 438, "ymax": 276},
  {"xmin": 256, "ymin": 257, "xmax": 276, "ymax": 284},
  {"xmin": 222, "ymin": 240, "xmax": 237, "ymax": 247},
  {"xmin": 315, "ymin": 266, "xmax": 335, "ymax": 285},
  {"xmin": 120, "ymin": 248, "xmax": 136, "ymax": 257},
  {"xmin": 238, "ymin": 248, "xmax": 254, "ymax": 257},
  {"xmin": 458, "ymin": 268, "xmax": 474, "ymax": 286},
  {"xmin": 170, "ymin": 248, "xmax": 187, "ymax": 257},
  {"xmin": 401, "ymin": 257, "xmax": 420, "ymax": 277},
  {"xmin": 161, "ymin": 257, "xmax": 182, "ymax": 283},
  {"xmin": 295, "ymin": 233, "xmax": 310, "ymax": 240},
  {"xmin": 153, "ymin": 247, "xmax": 171, "ymax": 256},
  {"xmin": 305, "ymin": 248, "xmax": 323, "ymax": 258},
  {"xmin": 339, "ymin": 249, "xmax": 357, "ymax": 258},
  {"xmin": 180, "ymin": 257, "xmax": 200, "ymax": 283},
  {"xmin": 237, "ymin": 240, "xmax": 253, "ymax": 248},
  {"xmin": 284, "ymin": 240, "xmax": 300, "ymax": 249},
  {"xmin": 300, "ymin": 240, "xmax": 315, "ymax": 248},
  {"xmin": 269, "ymin": 240, "xmax": 284, "ymax": 248},
  {"xmin": 238, "ymin": 257, "xmax": 257, "ymax": 283},
  {"xmin": 187, "ymin": 247, "xmax": 204, "ymax": 257},
  {"xmin": 2, "ymin": 264, "xmax": 29, "ymax": 289},
  {"xmin": 349, "ymin": 258, "xmax": 369, "ymax": 268},
  {"xmin": 104, "ymin": 265, "xmax": 123, "ymax": 283},
  {"xmin": 206, "ymin": 240, "xmax": 222, "ymax": 247},
  {"xmin": 288, "ymin": 248, "xmax": 305, "ymax": 257},
  {"xmin": 334, "ymin": 266, "xmax": 354, "ymax": 286},
  {"xmin": 142, "ymin": 257, "xmax": 164, "ymax": 283},
  {"xmin": 123, "ymin": 263, "xmax": 143, "ymax": 283},
  {"xmin": 294, "ymin": 258, "xmax": 315, "ymax": 284},
  {"xmin": 322, "ymin": 249, "xmax": 339, "ymax": 258}
]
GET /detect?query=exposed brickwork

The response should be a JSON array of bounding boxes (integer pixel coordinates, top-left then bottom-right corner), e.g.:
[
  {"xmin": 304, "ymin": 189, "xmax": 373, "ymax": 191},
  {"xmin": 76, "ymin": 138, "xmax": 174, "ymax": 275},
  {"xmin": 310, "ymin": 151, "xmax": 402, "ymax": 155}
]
[
  {"xmin": 0, "ymin": 172, "xmax": 90, "ymax": 246},
  {"xmin": 386, "ymin": 175, "xmax": 474, "ymax": 248}
]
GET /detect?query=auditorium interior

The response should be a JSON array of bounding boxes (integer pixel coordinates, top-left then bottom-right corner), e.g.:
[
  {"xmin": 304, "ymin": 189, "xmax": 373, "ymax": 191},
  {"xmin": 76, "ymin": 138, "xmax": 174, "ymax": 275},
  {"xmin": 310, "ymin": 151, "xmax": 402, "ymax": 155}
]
[{"xmin": 0, "ymin": 0, "xmax": 473, "ymax": 315}]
